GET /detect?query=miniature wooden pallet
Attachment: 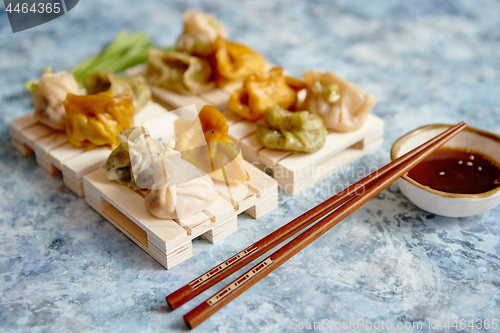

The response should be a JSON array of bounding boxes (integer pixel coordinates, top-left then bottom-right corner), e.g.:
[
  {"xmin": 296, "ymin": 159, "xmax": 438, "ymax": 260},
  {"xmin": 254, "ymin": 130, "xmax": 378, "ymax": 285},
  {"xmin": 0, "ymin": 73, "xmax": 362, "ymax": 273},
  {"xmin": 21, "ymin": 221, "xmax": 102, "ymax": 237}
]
[
  {"xmin": 235, "ymin": 113, "xmax": 385, "ymax": 195},
  {"xmin": 83, "ymin": 160, "xmax": 278, "ymax": 269},
  {"xmin": 126, "ymin": 65, "xmax": 386, "ymax": 195},
  {"xmin": 10, "ymin": 102, "xmax": 278, "ymax": 269},
  {"xmin": 8, "ymin": 101, "xmax": 168, "ymax": 196}
]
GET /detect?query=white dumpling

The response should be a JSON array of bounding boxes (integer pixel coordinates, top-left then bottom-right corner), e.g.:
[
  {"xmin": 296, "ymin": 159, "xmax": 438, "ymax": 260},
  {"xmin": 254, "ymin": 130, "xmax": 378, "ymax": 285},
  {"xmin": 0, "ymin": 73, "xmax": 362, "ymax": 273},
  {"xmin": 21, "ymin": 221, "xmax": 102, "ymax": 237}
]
[
  {"xmin": 176, "ymin": 10, "xmax": 227, "ymax": 57},
  {"xmin": 302, "ymin": 69, "xmax": 377, "ymax": 132},
  {"xmin": 32, "ymin": 71, "xmax": 81, "ymax": 131},
  {"xmin": 106, "ymin": 127, "xmax": 166, "ymax": 190},
  {"xmin": 145, "ymin": 151, "xmax": 219, "ymax": 220}
]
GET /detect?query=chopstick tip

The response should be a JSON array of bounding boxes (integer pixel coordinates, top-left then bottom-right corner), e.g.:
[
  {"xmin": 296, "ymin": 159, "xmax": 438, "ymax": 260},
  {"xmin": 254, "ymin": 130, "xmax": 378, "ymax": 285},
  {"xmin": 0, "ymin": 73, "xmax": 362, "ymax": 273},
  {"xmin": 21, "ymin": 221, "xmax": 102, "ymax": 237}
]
[
  {"xmin": 165, "ymin": 297, "xmax": 173, "ymax": 312},
  {"xmin": 183, "ymin": 316, "xmax": 193, "ymax": 330}
]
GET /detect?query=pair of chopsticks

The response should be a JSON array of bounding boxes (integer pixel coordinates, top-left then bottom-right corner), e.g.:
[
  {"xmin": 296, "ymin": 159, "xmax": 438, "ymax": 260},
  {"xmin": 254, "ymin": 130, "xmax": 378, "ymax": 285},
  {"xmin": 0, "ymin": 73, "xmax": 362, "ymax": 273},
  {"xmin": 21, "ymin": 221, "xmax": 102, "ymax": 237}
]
[{"xmin": 167, "ymin": 121, "xmax": 468, "ymax": 329}]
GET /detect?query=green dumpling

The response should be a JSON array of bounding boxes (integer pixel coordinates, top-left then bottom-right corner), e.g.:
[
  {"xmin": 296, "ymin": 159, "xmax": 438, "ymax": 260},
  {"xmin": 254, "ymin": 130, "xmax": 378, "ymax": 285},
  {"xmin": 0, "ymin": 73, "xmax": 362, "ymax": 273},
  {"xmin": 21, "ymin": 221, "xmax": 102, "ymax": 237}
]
[
  {"xmin": 145, "ymin": 49, "xmax": 215, "ymax": 95},
  {"xmin": 83, "ymin": 70, "xmax": 151, "ymax": 113},
  {"xmin": 257, "ymin": 105, "xmax": 327, "ymax": 153}
]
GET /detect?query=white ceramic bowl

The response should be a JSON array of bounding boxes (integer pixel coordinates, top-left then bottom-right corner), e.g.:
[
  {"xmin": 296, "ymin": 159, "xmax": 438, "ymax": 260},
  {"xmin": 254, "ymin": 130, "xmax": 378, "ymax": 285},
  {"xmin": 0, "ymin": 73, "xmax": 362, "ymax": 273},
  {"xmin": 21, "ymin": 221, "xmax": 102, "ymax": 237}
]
[{"xmin": 391, "ymin": 124, "xmax": 500, "ymax": 217}]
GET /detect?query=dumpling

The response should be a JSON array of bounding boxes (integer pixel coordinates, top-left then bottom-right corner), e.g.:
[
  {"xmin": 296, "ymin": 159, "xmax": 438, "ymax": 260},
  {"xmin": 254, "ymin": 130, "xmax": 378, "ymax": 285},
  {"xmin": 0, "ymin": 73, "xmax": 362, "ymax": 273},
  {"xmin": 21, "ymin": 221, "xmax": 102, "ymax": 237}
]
[
  {"xmin": 175, "ymin": 105, "xmax": 250, "ymax": 183},
  {"xmin": 302, "ymin": 69, "xmax": 377, "ymax": 132},
  {"xmin": 214, "ymin": 39, "xmax": 265, "ymax": 86},
  {"xmin": 106, "ymin": 127, "xmax": 167, "ymax": 190},
  {"xmin": 228, "ymin": 67, "xmax": 306, "ymax": 121},
  {"xmin": 32, "ymin": 70, "xmax": 81, "ymax": 131},
  {"xmin": 176, "ymin": 10, "xmax": 227, "ymax": 57},
  {"xmin": 145, "ymin": 151, "xmax": 219, "ymax": 220},
  {"xmin": 63, "ymin": 92, "xmax": 134, "ymax": 150},
  {"xmin": 257, "ymin": 105, "xmax": 327, "ymax": 153},
  {"xmin": 83, "ymin": 70, "xmax": 151, "ymax": 113},
  {"xmin": 145, "ymin": 49, "xmax": 215, "ymax": 95}
]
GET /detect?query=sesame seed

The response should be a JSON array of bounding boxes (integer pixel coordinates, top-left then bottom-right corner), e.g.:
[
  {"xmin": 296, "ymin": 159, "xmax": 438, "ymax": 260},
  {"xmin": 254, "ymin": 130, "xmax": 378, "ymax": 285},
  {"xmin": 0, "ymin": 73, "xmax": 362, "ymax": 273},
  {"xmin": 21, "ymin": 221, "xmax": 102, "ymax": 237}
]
[
  {"xmin": 478, "ymin": 166, "xmax": 482, "ymax": 171},
  {"xmin": 458, "ymin": 160, "xmax": 463, "ymax": 165},
  {"xmin": 439, "ymin": 172, "xmax": 445, "ymax": 176},
  {"xmin": 469, "ymin": 155, "xmax": 475, "ymax": 160},
  {"xmin": 467, "ymin": 161, "xmax": 473, "ymax": 166}
]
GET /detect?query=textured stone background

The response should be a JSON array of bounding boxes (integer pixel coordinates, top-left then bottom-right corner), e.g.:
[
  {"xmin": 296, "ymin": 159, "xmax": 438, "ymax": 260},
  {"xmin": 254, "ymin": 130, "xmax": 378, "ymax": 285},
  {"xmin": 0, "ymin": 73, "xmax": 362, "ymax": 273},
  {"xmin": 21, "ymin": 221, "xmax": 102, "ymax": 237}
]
[{"xmin": 1, "ymin": 0, "xmax": 499, "ymax": 332}]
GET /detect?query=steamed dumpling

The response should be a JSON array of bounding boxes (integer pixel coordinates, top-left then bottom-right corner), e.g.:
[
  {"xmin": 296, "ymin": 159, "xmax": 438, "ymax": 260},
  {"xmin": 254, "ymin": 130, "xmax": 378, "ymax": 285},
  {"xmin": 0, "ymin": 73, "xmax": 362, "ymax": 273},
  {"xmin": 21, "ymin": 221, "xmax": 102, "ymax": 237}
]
[
  {"xmin": 146, "ymin": 49, "xmax": 215, "ymax": 95},
  {"xmin": 83, "ymin": 70, "xmax": 151, "ymax": 113},
  {"xmin": 257, "ymin": 105, "xmax": 327, "ymax": 153},
  {"xmin": 32, "ymin": 70, "xmax": 81, "ymax": 131},
  {"xmin": 145, "ymin": 151, "xmax": 219, "ymax": 220},
  {"xmin": 106, "ymin": 127, "xmax": 166, "ymax": 190},
  {"xmin": 176, "ymin": 10, "xmax": 227, "ymax": 57},
  {"xmin": 302, "ymin": 69, "xmax": 377, "ymax": 132}
]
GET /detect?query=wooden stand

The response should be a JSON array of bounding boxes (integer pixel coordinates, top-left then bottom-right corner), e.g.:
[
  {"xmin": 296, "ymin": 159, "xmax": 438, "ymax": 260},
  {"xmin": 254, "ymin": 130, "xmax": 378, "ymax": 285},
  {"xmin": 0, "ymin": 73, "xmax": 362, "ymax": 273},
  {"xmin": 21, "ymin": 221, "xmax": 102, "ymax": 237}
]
[
  {"xmin": 83, "ymin": 161, "xmax": 277, "ymax": 269},
  {"xmin": 8, "ymin": 101, "xmax": 168, "ymax": 196},
  {"xmin": 236, "ymin": 113, "xmax": 385, "ymax": 195}
]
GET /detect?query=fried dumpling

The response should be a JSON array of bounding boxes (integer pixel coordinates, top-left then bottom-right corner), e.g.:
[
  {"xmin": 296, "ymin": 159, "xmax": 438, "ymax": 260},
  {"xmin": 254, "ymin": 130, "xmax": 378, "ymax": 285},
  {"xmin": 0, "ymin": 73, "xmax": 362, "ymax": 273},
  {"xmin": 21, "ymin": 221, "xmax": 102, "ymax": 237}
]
[
  {"xmin": 83, "ymin": 70, "xmax": 151, "ymax": 113},
  {"xmin": 228, "ymin": 67, "xmax": 306, "ymax": 121},
  {"xmin": 63, "ymin": 92, "xmax": 134, "ymax": 150},
  {"xmin": 302, "ymin": 69, "xmax": 376, "ymax": 132},
  {"xmin": 32, "ymin": 70, "xmax": 81, "ymax": 131},
  {"xmin": 176, "ymin": 10, "xmax": 227, "ymax": 57},
  {"xmin": 146, "ymin": 49, "xmax": 215, "ymax": 95},
  {"xmin": 214, "ymin": 39, "xmax": 265, "ymax": 86},
  {"xmin": 145, "ymin": 151, "xmax": 219, "ymax": 220},
  {"xmin": 106, "ymin": 127, "xmax": 167, "ymax": 190}
]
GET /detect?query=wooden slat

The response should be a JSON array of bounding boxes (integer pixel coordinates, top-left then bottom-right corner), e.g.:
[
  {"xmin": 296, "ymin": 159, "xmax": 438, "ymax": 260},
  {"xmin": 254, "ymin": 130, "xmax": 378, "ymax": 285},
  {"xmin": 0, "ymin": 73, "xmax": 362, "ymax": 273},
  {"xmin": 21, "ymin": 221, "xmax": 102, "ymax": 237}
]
[
  {"xmin": 239, "ymin": 134, "xmax": 264, "ymax": 164},
  {"xmin": 49, "ymin": 142, "xmax": 84, "ymax": 170},
  {"xmin": 134, "ymin": 101, "xmax": 169, "ymax": 125},
  {"xmin": 198, "ymin": 89, "xmax": 230, "ymax": 111},
  {"xmin": 220, "ymin": 108, "xmax": 243, "ymax": 125},
  {"xmin": 227, "ymin": 121, "xmax": 256, "ymax": 144},
  {"xmin": 36, "ymin": 154, "xmax": 61, "ymax": 176},
  {"xmin": 63, "ymin": 147, "xmax": 111, "ymax": 180},
  {"xmin": 21, "ymin": 124, "xmax": 53, "ymax": 149},
  {"xmin": 276, "ymin": 135, "xmax": 385, "ymax": 195},
  {"xmin": 8, "ymin": 113, "xmax": 37, "ymax": 142},
  {"xmin": 202, "ymin": 216, "xmax": 238, "ymax": 244},
  {"xmin": 150, "ymin": 86, "xmax": 208, "ymax": 111},
  {"xmin": 243, "ymin": 160, "xmax": 277, "ymax": 198},
  {"xmin": 82, "ymin": 158, "xmax": 277, "ymax": 269},
  {"xmin": 11, "ymin": 137, "xmax": 33, "ymax": 156},
  {"xmin": 34, "ymin": 131, "xmax": 68, "ymax": 158},
  {"xmin": 258, "ymin": 148, "xmax": 293, "ymax": 168},
  {"xmin": 83, "ymin": 168, "xmax": 189, "ymax": 250},
  {"xmin": 275, "ymin": 114, "xmax": 385, "ymax": 182},
  {"xmin": 63, "ymin": 175, "xmax": 84, "ymax": 197},
  {"xmin": 203, "ymin": 196, "xmax": 236, "ymax": 224},
  {"xmin": 177, "ymin": 211, "xmax": 212, "ymax": 236}
]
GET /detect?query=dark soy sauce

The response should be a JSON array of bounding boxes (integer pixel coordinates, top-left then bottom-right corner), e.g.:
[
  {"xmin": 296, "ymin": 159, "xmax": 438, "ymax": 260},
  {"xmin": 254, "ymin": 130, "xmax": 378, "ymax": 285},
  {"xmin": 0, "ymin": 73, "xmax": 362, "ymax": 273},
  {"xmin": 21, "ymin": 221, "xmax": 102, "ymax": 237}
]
[{"xmin": 407, "ymin": 148, "xmax": 500, "ymax": 194}]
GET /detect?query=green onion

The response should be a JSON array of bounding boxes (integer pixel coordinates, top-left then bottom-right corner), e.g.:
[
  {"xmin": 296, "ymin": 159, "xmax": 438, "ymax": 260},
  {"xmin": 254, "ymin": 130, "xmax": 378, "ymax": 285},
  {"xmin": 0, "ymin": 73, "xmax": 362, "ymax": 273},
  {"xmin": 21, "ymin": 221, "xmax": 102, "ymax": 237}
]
[
  {"xmin": 24, "ymin": 30, "xmax": 173, "ymax": 90},
  {"xmin": 71, "ymin": 30, "xmax": 174, "ymax": 86},
  {"xmin": 194, "ymin": 38, "xmax": 204, "ymax": 48}
]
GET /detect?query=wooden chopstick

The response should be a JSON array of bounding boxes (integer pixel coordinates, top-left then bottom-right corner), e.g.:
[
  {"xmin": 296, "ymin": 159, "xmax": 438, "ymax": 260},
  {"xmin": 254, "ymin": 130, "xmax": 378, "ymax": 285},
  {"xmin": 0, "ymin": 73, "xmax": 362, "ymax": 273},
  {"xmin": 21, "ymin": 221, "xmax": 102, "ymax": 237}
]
[
  {"xmin": 166, "ymin": 121, "xmax": 467, "ymax": 311},
  {"xmin": 182, "ymin": 121, "xmax": 467, "ymax": 329}
]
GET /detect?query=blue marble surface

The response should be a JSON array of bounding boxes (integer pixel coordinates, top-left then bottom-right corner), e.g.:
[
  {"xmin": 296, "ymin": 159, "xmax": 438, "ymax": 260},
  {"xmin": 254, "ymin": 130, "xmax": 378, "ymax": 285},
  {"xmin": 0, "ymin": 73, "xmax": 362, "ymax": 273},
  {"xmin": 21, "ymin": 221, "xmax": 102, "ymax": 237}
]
[{"xmin": 1, "ymin": 0, "xmax": 500, "ymax": 332}]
